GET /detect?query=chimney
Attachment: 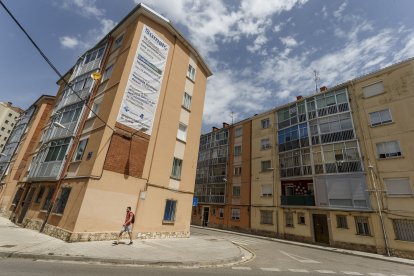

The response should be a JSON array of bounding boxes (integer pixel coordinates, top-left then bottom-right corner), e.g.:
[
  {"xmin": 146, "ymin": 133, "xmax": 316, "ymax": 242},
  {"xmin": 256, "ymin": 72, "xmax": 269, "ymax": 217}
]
[
  {"xmin": 320, "ymin": 86, "xmax": 328, "ymax": 92},
  {"xmin": 296, "ymin": 95, "xmax": 303, "ymax": 101},
  {"xmin": 212, "ymin": 126, "xmax": 219, "ymax": 132},
  {"xmin": 223, "ymin": 122, "xmax": 229, "ymax": 128}
]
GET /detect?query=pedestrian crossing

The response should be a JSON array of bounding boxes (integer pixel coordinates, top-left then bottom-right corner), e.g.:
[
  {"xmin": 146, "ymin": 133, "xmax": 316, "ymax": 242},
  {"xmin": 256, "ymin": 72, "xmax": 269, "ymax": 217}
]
[{"xmin": 229, "ymin": 267, "xmax": 408, "ymax": 276}]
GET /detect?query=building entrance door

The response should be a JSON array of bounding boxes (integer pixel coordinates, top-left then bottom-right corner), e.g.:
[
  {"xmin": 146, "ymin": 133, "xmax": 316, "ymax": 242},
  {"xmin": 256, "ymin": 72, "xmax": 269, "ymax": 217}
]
[
  {"xmin": 313, "ymin": 214, "xmax": 330, "ymax": 244},
  {"xmin": 202, "ymin": 207, "xmax": 210, "ymax": 226},
  {"xmin": 17, "ymin": 186, "xmax": 36, "ymax": 224}
]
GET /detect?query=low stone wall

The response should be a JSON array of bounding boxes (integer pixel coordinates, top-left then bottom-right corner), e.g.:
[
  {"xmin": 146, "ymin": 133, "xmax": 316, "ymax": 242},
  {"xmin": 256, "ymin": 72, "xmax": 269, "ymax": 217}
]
[{"xmin": 390, "ymin": 248, "xmax": 414, "ymax": 260}]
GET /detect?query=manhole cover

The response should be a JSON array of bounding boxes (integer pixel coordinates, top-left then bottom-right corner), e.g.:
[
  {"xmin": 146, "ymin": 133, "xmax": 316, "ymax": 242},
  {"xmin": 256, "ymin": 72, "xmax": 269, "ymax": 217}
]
[{"xmin": 1, "ymin": 245, "xmax": 17, "ymax": 248}]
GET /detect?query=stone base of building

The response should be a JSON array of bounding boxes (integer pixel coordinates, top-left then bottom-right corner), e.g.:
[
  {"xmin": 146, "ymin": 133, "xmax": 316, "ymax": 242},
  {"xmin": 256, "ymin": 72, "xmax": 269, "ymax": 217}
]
[
  {"xmin": 136, "ymin": 231, "xmax": 189, "ymax": 239},
  {"xmin": 390, "ymin": 248, "xmax": 414, "ymax": 260},
  {"xmin": 283, "ymin": 233, "xmax": 314, "ymax": 244},
  {"xmin": 332, "ymin": 240, "xmax": 377, "ymax": 254},
  {"xmin": 0, "ymin": 208, "xmax": 11, "ymax": 218}
]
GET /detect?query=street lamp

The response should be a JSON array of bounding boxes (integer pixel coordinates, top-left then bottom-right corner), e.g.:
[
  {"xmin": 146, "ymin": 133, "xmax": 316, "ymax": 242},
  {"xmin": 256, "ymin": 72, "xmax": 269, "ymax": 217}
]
[
  {"xmin": 53, "ymin": 121, "xmax": 68, "ymax": 130},
  {"xmin": 368, "ymin": 162, "xmax": 391, "ymax": 257}
]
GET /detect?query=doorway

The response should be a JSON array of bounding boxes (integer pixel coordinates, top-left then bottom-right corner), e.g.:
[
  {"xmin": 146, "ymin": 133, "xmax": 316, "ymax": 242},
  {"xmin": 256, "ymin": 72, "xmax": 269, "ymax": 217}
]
[
  {"xmin": 17, "ymin": 186, "xmax": 36, "ymax": 224},
  {"xmin": 202, "ymin": 206, "xmax": 210, "ymax": 227},
  {"xmin": 312, "ymin": 214, "xmax": 330, "ymax": 244}
]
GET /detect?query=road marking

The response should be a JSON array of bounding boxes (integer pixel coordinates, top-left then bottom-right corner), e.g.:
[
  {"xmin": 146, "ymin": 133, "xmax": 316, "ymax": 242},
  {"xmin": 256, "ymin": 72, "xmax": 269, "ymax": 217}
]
[
  {"xmin": 288, "ymin": 269, "xmax": 309, "ymax": 273},
  {"xmin": 342, "ymin": 272, "xmax": 363, "ymax": 275},
  {"xmin": 280, "ymin": 250, "xmax": 321, "ymax": 263},
  {"xmin": 261, "ymin": 268, "xmax": 281, "ymax": 272},
  {"xmin": 315, "ymin": 270, "xmax": 336, "ymax": 274},
  {"xmin": 232, "ymin": 267, "xmax": 252, "ymax": 270},
  {"xmin": 369, "ymin": 273, "xmax": 387, "ymax": 276}
]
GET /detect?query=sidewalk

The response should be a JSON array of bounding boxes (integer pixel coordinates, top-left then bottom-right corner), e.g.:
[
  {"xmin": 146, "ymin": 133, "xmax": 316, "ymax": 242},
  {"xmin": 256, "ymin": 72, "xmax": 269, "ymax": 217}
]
[
  {"xmin": 0, "ymin": 217, "xmax": 251, "ymax": 267},
  {"xmin": 192, "ymin": 225, "xmax": 414, "ymax": 266}
]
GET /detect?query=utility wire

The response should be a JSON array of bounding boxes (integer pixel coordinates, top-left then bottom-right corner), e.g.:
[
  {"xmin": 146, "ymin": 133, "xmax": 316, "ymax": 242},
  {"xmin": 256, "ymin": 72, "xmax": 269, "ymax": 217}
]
[{"xmin": 0, "ymin": 0, "xmax": 115, "ymax": 133}]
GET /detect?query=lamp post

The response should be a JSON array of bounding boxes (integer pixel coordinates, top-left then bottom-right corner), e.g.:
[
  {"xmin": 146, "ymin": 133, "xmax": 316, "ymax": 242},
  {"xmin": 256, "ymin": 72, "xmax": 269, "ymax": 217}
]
[
  {"xmin": 267, "ymin": 167, "xmax": 279, "ymax": 237},
  {"xmin": 368, "ymin": 162, "xmax": 391, "ymax": 257}
]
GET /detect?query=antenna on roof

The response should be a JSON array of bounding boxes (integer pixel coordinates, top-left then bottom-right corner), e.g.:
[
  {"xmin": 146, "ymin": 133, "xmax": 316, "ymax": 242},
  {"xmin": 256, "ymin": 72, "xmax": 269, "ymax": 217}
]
[{"xmin": 313, "ymin": 70, "xmax": 320, "ymax": 93}]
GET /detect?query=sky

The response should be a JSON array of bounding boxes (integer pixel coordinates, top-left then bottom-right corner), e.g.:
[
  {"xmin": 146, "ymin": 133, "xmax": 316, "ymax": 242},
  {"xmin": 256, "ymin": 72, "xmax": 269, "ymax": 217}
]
[{"xmin": 1, "ymin": 0, "xmax": 414, "ymax": 133}]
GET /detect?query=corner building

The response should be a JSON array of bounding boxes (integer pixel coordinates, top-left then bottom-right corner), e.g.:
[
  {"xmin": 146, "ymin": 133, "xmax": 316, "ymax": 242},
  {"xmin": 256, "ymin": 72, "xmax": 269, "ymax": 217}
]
[{"xmin": 7, "ymin": 4, "xmax": 211, "ymax": 241}]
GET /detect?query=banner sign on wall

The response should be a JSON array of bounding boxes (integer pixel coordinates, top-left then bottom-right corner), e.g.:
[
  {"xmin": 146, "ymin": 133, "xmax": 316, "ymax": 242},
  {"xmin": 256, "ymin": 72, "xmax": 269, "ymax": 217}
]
[{"xmin": 117, "ymin": 25, "xmax": 170, "ymax": 134}]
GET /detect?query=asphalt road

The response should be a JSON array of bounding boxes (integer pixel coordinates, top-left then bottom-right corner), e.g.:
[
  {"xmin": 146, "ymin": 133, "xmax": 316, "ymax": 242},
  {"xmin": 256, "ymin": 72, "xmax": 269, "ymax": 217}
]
[{"xmin": 0, "ymin": 227, "xmax": 413, "ymax": 276}]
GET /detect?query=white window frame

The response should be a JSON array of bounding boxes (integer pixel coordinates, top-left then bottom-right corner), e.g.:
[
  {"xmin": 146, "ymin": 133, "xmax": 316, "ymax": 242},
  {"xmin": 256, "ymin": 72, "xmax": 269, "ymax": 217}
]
[
  {"xmin": 362, "ymin": 81, "xmax": 384, "ymax": 98},
  {"xmin": 261, "ymin": 118, "xmax": 270, "ymax": 129},
  {"xmin": 261, "ymin": 184, "xmax": 273, "ymax": 197},
  {"xmin": 231, "ymin": 208, "xmax": 240, "ymax": 220},
  {"xmin": 182, "ymin": 92, "xmax": 192, "ymax": 110},
  {"xmin": 369, "ymin": 109, "xmax": 392, "ymax": 127},
  {"xmin": 187, "ymin": 64, "xmax": 196, "ymax": 81},
  {"xmin": 88, "ymin": 96, "xmax": 103, "ymax": 119},
  {"xmin": 234, "ymin": 166, "xmax": 242, "ymax": 176},
  {"xmin": 171, "ymin": 157, "xmax": 183, "ymax": 180},
  {"xmin": 376, "ymin": 140, "xmax": 402, "ymax": 159},
  {"xmin": 177, "ymin": 123, "xmax": 188, "ymax": 142},
  {"xmin": 384, "ymin": 178, "xmax": 412, "ymax": 196},
  {"xmin": 285, "ymin": 212, "xmax": 294, "ymax": 227},
  {"xmin": 102, "ymin": 64, "xmax": 114, "ymax": 82},
  {"xmin": 73, "ymin": 138, "xmax": 88, "ymax": 161},
  {"xmin": 232, "ymin": 185, "xmax": 241, "ymax": 197},
  {"xmin": 261, "ymin": 160, "xmax": 272, "ymax": 172},
  {"xmin": 261, "ymin": 138, "xmax": 271, "ymax": 150}
]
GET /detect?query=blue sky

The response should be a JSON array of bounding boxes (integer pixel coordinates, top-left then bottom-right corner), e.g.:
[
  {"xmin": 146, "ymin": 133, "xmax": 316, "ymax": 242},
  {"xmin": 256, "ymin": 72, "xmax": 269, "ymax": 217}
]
[{"xmin": 1, "ymin": 0, "xmax": 414, "ymax": 133}]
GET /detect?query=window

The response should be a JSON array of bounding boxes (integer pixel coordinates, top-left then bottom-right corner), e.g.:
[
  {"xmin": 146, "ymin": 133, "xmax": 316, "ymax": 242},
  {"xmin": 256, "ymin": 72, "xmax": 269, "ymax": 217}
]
[
  {"xmin": 218, "ymin": 208, "xmax": 224, "ymax": 218},
  {"xmin": 336, "ymin": 215, "xmax": 348, "ymax": 228},
  {"xmin": 355, "ymin": 217, "xmax": 370, "ymax": 235},
  {"xmin": 384, "ymin": 178, "xmax": 412, "ymax": 196},
  {"xmin": 8, "ymin": 113, "xmax": 12, "ymax": 117},
  {"xmin": 232, "ymin": 186, "xmax": 240, "ymax": 197},
  {"xmin": 393, "ymin": 219, "xmax": 414, "ymax": 242},
  {"xmin": 261, "ymin": 138, "xmax": 271, "ymax": 150},
  {"xmin": 362, "ymin": 81, "xmax": 384, "ymax": 98},
  {"xmin": 1, "ymin": 127, "xmax": 4, "ymax": 131},
  {"xmin": 376, "ymin": 141, "xmax": 402, "ymax": 159},
  {"xmin": 114, "ymin": 34, "xmax": 124, "ymax": 49},
  {"xmin": 44, "ymin": 138, "xmax": 71, "ymax": 162},
  {"xmin": 261, "ymin": 160, "xmax": 272, "ymax": 172},
  {"xmin": 261, "ymin": 184, "xmax": 273, "ymax": 197},
  {"xmin": 73, "ymin": 139, "xmax": 88, "ymax": 161},
  {"xmin": 182, "ymin": 92, "xmax": 192, "ymax": 110},
  {"xmin": 234, "ymin": 166, "xmax": 241, "ymax": 176},
  {"xmin": 42, "ymin": 187, "xmax": 55, "ymax": 211},
  {"xmin": 35, "ymin": 187, "xmax": 45, "ymax": 204},
  {"xmin": 235, "ymin": 127, "xmax": 242, "ymax": 137},
  {"xmin": 285, "ymin": 212, "xmax": 294, "ymax": 227},
  {"xmin": 171, "ymin": 157, "xmax": 183, "ymax": 179},
  {"xmin": 187, "ymin": 64, "xmax": 196, "ymax": 81},
  {"xmin": 88, "ymin": 96, "xmax": 103, "ymax": 118},
  {"xmin": 102, "ymin": 64, "xmax": 114, "ymax": 82},
  {"xmin": 12, "ymin": 188, "xmax": 24, "ymax": 205},
  {"xmin": 260, "ymin": 210, "xmax": 273, "ymax": 224},
  {"xmin": 234, "ymin": 145, "xmax": 242, "ymax": 156},
  {"xmin": 261, "ymin": 118, "xmax": 270, "ymax": 129},
  {"xmin": 369, "ymin": 109, "xmax": 392, "ymax": 126},
  {"xmin": 54, "ymin": 187, "xmax": 71, "ymax": 214},
  {"xmin": 231, "ymin": 208, "xmax": 240, "ymax": 220},
  {"xmin": 177, "ymin": 123, "xmax": 188, "ymax": 142},
  {"xmin": 297, "ymin": 212, "xmax": 305, "ymax": 224},
  {"xmin": 163, "ymin": 199, "xmax": 177, "ymax": 222},
  {"xmin": 5, "ymin": 120, "xmax": 9, "ymax": 124},
  {"xmin": 84, "ymin": 46, "xmax": 105, "ymax": 64}
]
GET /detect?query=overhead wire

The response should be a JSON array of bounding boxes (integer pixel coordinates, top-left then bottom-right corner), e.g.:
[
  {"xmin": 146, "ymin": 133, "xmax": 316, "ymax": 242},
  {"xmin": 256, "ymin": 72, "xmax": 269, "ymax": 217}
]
[{"xmin": 0, "ymin": 0, "xmax": 116, "ymax": 133}]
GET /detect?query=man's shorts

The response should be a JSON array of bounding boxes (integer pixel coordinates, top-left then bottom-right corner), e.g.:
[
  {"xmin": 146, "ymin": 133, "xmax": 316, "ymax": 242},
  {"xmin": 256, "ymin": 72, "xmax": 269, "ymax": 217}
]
[{"xmin": 121, "ymin": 224, "xmax": 132, "ymax": 233}]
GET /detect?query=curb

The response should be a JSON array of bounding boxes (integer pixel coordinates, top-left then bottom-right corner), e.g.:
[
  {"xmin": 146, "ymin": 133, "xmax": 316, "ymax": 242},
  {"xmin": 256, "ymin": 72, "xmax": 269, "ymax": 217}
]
[
  {"xmin": 191, "ymin": 225, "xmax": 414, "ymax": 266},
  {"xmin": 0, "ymin": 246, "xmax": 251, "ymax": 268}
]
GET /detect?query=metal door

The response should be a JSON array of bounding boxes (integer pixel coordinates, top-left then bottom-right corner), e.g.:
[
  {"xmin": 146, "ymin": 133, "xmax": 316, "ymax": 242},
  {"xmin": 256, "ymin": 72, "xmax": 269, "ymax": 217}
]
[
  {"xmin": 17, "ymin": 186, "xmax": 36, "ymax": 224},
  {"xmin": 313, "ymin": 214, "xmax": 330, "ymax": 244},
  {"xmin": 202, "ymin": 207, "xmax": 210, "ymax": 226}
]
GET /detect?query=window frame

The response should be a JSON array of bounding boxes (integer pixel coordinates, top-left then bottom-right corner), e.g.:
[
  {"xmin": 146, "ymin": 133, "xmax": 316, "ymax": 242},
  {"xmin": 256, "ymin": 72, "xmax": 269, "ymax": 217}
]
[
  {"xmin": 231, "ymin": 208, "xmax": 240, "ymax": 220},
  {"xmin": 73, "ymin": 138, "xmax": 88, "ymax": 162},
  {"xmin": 336, "ymin": 215, "xmax": 348, "ymax": 229},
  {"xmin": 232, "ymin": 185, "xmax": 241, "ymax": 197},
  {"xmin": 260, "ymin": 210, "xmax": 273, "ymax": 225},
  {"xmin": 376, "ymin": 140, "xmax": 402, "ymax": 159},
  {"xmin": 355, "ymin": 216, "xmax": 371, "ymax": 236},
  {"xmin": 261, "ymin": 118, "xmax": 270, "ymax": 129},
  {"xmin": 171, "ymin": 157, "xmax": 183, "ymax": 180},
  {"xmin": 234, "ymin": 145, "xmax": 242, "ymax": 156},
  {"xmin": 285, "ymin": 212, "xmax": 294, "ymax": 227},
  {"xmin": 187, "ymin": 64, "xmax": 196, "ymax": 81},
  {"xmin": 54, "ymin": 187, "xmax": 72, "ymax": 215},
  {"xmin": 182, "ymin": 92, "xmax": 192, "ymax": 110},
  {"xmin": 163, "ymin": 199, "xmax": 177, "ymax": 223},
  {"xmin": 384, "ymin": 178, "xmax": 413, "ymax": 196},
  {"xmin": 261, "ymin": 160, "xmax": 272, "ymax": 172},
  {"xmin": 369, "ymin": 109, "xmax": 392, "ymax": 127},
  {"xmin": 177, "ymin": 123, "xmax": 188, "ymax": 142}
]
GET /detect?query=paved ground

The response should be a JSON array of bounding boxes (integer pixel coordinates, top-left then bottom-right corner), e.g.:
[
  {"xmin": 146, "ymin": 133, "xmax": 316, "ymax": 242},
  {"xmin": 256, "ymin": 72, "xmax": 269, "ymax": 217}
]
[{"xmin": 0, "ymin": 217, "xmax": 250, "ymax": 267}]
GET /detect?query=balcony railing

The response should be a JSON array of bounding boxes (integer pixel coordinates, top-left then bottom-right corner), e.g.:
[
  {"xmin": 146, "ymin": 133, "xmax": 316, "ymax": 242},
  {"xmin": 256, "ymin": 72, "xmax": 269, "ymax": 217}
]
[{"xmin": 281, "ymin": 195, "xmax": 315, "ymax": 206}]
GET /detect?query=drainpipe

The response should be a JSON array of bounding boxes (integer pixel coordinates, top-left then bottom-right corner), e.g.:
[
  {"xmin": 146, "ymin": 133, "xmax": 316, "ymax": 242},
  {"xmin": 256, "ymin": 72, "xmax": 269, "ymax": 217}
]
[{"xmin": 368, "ymin": 162, "xmax": 391, "ymax": 257}]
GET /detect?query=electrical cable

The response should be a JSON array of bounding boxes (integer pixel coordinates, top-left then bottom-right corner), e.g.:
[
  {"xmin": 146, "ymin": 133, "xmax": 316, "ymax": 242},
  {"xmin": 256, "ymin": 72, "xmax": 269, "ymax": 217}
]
[{"xmin": 0, "ymin": 0, "xmax": 115, "ymax": 133}]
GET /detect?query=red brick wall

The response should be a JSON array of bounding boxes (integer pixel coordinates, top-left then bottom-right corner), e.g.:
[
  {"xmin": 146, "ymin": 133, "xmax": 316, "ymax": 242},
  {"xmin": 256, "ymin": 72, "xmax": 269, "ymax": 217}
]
[{"xmin": 103, "ymin": 123, "xmax": 149, "ymax": 178}]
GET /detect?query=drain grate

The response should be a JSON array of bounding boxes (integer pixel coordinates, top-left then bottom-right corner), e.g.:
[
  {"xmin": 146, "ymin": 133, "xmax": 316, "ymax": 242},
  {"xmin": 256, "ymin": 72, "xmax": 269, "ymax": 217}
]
[{"xmin": 0, "ymin": 245, "xmax": 17, "ymax": 248}]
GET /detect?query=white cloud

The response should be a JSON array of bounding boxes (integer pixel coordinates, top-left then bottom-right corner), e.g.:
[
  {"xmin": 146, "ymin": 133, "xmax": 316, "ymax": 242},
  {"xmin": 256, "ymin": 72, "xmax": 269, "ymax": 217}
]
[
  {"xmin": 321, "ymin": 5, "xmax": 328, "ymax": 18},
  {"xmin": 59, "ymin": 36, "xmax": 80, "ymax": 48},
  {"xmin": 280, "ymin": 36, "xmax": 298, "ymax": 47},
  {"xmin": 247, "ymin": 34, "xmax": 268, "ymax": 53},
  {"xmin": 333, "ymin": 2, "xmax": 347, "ymax": 19},
  {"xmin": 61, "ymin": 0, "xmax": 104, "ymax": 18}
]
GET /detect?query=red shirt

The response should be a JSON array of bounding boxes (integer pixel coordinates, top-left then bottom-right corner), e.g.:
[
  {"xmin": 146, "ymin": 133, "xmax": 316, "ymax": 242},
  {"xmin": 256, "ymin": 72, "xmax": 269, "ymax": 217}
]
[{"xmin": 124, "ymin": 211, "xmax": 133, "ymax": 226}]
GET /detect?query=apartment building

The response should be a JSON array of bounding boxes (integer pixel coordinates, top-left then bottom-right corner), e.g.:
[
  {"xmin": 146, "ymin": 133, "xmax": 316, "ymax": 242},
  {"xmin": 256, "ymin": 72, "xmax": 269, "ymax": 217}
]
[
  {"xmin": 193, "ymin": 58, "xmax": 414, "ymax": 258},
  {"xmin": 0, "ymin": 95, "xmax": 55, "ymax": 216},
  {"xmin": 0, "ymin": 102, "xmax": 23, "ymax": 151},
  {"xmin": 5, "ymin": 3, "xmax": 211, "ymax": 242}
]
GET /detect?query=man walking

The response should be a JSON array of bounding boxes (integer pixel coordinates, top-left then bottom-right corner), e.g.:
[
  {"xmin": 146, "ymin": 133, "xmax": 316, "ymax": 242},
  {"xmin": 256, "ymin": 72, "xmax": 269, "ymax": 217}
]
[{"xmin": 113, "ymin": 206, "xmax": 134, "ymax": 245}]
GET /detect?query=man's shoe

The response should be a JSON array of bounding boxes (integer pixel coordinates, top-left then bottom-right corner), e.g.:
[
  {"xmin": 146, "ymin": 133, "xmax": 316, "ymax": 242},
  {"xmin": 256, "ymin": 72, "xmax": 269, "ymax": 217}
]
[{"xmin": 128, "ymin": 241, "xmax": 133, "ymax": 245}]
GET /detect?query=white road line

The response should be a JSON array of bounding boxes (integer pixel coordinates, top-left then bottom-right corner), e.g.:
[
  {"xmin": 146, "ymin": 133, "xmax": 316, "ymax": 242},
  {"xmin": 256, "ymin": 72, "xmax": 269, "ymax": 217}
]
[
  {"xmin": 280, "ymin": 250, "xmax": 321, "ymax": 263},
  {"xmin": 369, "ymin": 273, "xmax": 387, "ymax": 276},
  {"xmin": 232, "ymin": 267, "xmax": 252, "ymax": 270},
  {"xmin": 315, "ymin": 270, "xmax": 336, "ymax": 274},
  {"xmin": 342, "ymin": 272, "xmax": 364, "ymax": 275},
  {"xmin": 289, "ymin": 269, "xmax": 309, "ymax": 273},
  {"xmin": 261, "ymin": 268, "xmax": 281, "ymax": 272}
]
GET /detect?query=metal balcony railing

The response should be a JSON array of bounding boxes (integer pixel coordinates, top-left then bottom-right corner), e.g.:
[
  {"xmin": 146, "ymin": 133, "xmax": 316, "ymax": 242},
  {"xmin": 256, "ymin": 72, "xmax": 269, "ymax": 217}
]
[{"xmin": 281, "ymin": 195, "xmax": 315, "ymax": 206}]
